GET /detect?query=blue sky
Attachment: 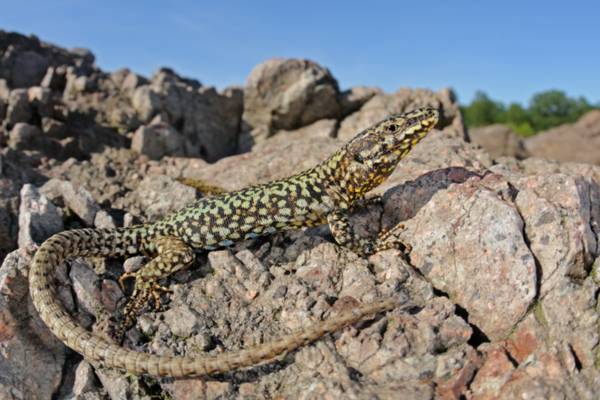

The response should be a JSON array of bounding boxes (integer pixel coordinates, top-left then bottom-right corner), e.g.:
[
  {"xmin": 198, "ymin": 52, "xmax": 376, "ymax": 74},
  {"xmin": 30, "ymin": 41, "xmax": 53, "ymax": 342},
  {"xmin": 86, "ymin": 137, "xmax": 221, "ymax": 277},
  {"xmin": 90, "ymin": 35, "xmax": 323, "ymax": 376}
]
[{"xmin": 2, "ymin": 1, "xmax": 599, "ymax": 105}]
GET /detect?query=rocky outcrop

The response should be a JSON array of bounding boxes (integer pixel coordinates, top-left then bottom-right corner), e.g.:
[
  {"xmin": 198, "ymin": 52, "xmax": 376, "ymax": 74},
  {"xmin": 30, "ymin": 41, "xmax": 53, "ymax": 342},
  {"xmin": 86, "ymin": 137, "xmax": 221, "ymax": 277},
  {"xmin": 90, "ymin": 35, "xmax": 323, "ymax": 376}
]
[
  {"xmin": 1, "ymin": 30, "xmax": 600, "ymax": 399},
  {"xmin": 469, "ymin": 123, "xmax": 528, "ymax": 159},
  {"xmin": 337, "ymin": 87, "xmax": 466, "ymax": 141},
  {"xmin": 525, "ymin": 110, "xmax": 600, "ymax": 164},
  {"xmin": 240, "ymin": 58, "xmax": 342, "ymax": 150}
]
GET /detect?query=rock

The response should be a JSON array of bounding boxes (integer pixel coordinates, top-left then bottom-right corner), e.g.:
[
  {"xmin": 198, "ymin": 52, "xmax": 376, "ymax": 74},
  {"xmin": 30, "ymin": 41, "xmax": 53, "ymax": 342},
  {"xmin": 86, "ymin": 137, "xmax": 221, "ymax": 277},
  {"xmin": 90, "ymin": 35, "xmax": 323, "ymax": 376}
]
[
  {"xmin": 469, "ymin": 123, "xmax": 528, "ymax": 159},
  {"xmin": 5, "ymin": 88, "xmax": 31, "ymax": 127},
  {"xmin": 337, "ymin": 87, "xmax": 465, "ymax": 141},
  {"xmin": 132, "ymin": 175, "xmax": 197, "ymax": 219},
  {"xmin": 131, "ymin": 120, "xmax": 185, "ymax": 160},
  {"xmin": 7, "ymin": 122, "xmax": 42, "ymax": 150},
  {"xmin": 339, "ymin": 86, "xmax": 382, "ymax": 116},
  {"xmin": 525, "ymin": 110, "xmax": 600, "ymax": 165},
  {"xmin": 40, "ymin": 179, "xmax": 101, "ymax": 226},
  {"xmin": 241, "ymin": 58, "xmax": 341, "ymax": 149},
  {"xmin": 41, "ymin": 117, "xmax": 69, "ymax": 139},
  {"xmin": 180, "ymin": 134, "xmax": 342, "ymax": 191},
  {"xmin": 254, "ymin": 118, "xmax": 338, "ymax": 151},
  {"xmin": 18, "ymin": 184, "xmax": 63, "ymax": 249},
  {"xmin": 131, "ymin": 70, "xmax": 241, "ymax": 161},
  {"xmin": 514, "ymin": 174, "xmax": 598, "ymax": 296},
  {"xmin": 0, "ymin": 97, "xmax": 5, "ymax": 121},
  {"xmin": 0, "ymin": 30, "xmax": 95, "ymax": 88},
  {"xmin": 64, "ymin": 66, "xmax": 96, "ymax": 96},
  {"xmin": 69, "ymin": 258, "xmax": 102, "ymax": 317},
  {"xmin": 7, "ymin": 122, "xmax": 70, "ymax": 158},
  {"xmin": 0, "ymin": 250, "xmax": 65, "ymax": 399},
  {"xmin": 395, "ymin": 174, "xmax": 537, "ymax": 340},
  {"xmin": 41, "ymin": 65, "xmax": 67, "ymax": 91},
  {"xmin": 9, "ymin": 50, "xmax": 49, "ymax": 88},
  {"xmin": 27, "ymin": 86, "xmax": 52, "ymax": 117},
  {"xmin": 0, "ymin": 177, "xmax": 20, "ymax": 263},
  {"xmin": 93, "ymin": 210, "xmax": 116, "ymax": 229},
  {"xmin": 131, "ymin": 84, "xmax": 161, "ymax": 122},
  {"xmin": 72, "ymin": 361, "xmax": 99, "ymax": 396}
]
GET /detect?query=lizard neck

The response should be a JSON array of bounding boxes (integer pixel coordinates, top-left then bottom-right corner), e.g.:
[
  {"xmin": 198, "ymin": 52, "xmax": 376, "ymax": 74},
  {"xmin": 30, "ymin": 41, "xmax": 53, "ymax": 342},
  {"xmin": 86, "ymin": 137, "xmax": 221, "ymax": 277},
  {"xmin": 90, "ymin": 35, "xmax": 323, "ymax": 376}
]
[{"xmin": 314, "ymin": 146, "xmax": 400, "ymax": 209}]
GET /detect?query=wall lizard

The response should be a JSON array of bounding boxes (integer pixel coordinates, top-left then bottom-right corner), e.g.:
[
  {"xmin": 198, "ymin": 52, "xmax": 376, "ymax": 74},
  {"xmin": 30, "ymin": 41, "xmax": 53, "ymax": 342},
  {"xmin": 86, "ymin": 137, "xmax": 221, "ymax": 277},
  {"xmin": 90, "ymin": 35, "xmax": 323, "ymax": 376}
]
[{"xmin": 29, "ymin": 107, "xmax": 439, "ymax": 377}]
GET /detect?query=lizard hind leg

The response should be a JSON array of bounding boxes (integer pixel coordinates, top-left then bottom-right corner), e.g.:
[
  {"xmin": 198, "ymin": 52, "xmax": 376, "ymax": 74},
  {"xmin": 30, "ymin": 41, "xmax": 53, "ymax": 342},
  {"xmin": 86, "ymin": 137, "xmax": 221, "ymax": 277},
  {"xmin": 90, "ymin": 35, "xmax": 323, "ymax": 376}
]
[{"xmin": 117, "ymin": 236, "xmax": 195, "ymax": 335}]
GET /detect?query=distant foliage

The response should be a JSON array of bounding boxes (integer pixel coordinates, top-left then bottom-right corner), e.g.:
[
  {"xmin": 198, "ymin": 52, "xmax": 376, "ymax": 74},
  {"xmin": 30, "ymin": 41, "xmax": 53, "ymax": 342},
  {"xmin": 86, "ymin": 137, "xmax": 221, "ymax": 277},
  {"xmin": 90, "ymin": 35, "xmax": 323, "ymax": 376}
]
[{"xmin": 462, "ymin": 90, "xmax": 598, "ymax": 137}]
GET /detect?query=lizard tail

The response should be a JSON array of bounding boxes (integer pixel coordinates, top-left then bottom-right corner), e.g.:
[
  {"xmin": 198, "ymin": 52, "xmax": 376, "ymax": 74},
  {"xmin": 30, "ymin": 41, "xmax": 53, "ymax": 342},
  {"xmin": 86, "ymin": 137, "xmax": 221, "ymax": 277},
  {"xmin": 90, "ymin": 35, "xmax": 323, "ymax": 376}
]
[{"xmin": 30, "ymin": 228, "xmax": 402, "ymax": 377}]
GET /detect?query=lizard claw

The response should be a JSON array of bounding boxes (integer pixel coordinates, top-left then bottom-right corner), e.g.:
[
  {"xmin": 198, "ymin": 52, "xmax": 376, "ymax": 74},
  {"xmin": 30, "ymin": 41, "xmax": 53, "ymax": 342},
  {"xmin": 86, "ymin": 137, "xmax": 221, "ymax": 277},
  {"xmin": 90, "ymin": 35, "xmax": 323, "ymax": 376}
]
[
  {"xmin": 118, "ymin": 273, "xmax": 172, "ymax": 332},
  {"xmin": 375, "ymin": 223, "xmax": 412, "ymax": 254},
  {"xmin": 118, "ymin": 271, "xmax": 137, "ymax": 291}
]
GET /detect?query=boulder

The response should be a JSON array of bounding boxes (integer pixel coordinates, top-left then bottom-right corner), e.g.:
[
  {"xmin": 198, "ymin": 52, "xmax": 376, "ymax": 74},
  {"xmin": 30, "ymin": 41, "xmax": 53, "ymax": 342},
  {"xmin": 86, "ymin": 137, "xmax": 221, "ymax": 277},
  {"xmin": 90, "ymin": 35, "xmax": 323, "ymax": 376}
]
[
  {"xmin": 240, "ymin": 58, "xmax": 341, "ymax": 149},
  {"xmin": 5, "ymin": 88, "xmax": 31, "ymax": 127},
  {"xmin": 131, "ymin": 69, "xmax": 242, "ymax": 161},
  {"xmin": 337, "ymin": 87, "xmax": 465, "ymax": 141},
  {"xmin": 469, "ymin": 123, "xmax": 528, "ymax": 159},
  {"xmin": 525, "ymin": 110, "xmax": 600, "ymax": 164}
]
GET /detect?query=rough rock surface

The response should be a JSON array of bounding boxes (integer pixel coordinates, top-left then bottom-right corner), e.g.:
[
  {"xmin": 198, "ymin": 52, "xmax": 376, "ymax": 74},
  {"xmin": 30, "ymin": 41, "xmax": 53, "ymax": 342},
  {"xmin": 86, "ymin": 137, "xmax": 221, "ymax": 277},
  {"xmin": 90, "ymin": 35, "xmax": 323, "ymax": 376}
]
[
  {"xmin": 469, "ymin": 123, "xmax": 528, "ymax": 159},
  {"xmin": 240, "ymin": 58, "xmax": 341, "ymax": 150},
  {"xmin": 337, "ymin": 87, "xmax": 466, "ymax": 142},
  {"xmin": 525, "ymin": 110, "xmax": 600, "ymax": 164},
  {"xmin": 1, "ymin": 30, "xmax": 600, "ymax": 399}
]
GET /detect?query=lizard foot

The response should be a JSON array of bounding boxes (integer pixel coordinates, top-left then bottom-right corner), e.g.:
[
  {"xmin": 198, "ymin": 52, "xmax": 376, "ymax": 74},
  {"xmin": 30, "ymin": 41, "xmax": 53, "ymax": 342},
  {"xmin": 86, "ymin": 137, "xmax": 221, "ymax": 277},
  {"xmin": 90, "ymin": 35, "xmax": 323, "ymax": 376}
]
[
  {"xmin": 117, "ymin": 271, "xmax": 172, "ymax": 336},
  {"xmin": 375, "ymin": 223, "xmax": 412, "ymax": 254}
]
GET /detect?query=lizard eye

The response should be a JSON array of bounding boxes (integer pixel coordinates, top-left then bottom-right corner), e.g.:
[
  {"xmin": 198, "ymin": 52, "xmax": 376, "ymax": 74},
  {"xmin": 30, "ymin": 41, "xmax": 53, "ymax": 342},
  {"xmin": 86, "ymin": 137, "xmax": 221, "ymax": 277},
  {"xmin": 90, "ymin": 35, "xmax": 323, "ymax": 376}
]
[
  {"xmin": 354, "ymin": 153, "xmax": 365, "ymax": 163},
  {"xmin": 388, "ymin": 124, "xmax": 397, "ymax": 132}
]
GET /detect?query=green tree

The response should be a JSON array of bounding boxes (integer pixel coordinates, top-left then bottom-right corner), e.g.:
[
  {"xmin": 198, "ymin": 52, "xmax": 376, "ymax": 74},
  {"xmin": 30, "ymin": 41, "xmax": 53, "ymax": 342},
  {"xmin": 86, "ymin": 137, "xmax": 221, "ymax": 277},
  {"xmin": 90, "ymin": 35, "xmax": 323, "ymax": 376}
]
[
  {"xmin": 462, "ymin": 91, "xmax": 505, "ymax": 127},
  {"xmin": 462, "ymin": 89, "xmax": 598, "ymax": 136},
  {"xmin": 528, "ymin": 90, "xmax": 593, "ymax": 130},
  {"xmin": 501, "ymin": 103, "xmax": 535, "ymax": 136}
]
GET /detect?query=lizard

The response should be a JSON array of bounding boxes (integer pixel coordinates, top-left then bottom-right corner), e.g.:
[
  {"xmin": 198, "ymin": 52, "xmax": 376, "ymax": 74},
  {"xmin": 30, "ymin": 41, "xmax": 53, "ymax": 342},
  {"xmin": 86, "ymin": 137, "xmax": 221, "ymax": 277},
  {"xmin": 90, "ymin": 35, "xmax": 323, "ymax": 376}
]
[{"xmin": 29, "ymin": 107, "xmax": 439, "ymax": 377}]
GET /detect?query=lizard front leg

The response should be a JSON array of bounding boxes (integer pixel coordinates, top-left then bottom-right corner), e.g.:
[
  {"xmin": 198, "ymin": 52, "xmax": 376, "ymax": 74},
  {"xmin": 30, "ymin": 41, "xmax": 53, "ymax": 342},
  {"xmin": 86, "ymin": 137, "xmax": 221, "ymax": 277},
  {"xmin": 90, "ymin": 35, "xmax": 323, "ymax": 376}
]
[
  {"xmin": 327, "ymin": 209, "xmax": 411, "ymax": 256},
  {"xmin": 118, "ymin": 236, "xmax": 195, "ymax": 333}
]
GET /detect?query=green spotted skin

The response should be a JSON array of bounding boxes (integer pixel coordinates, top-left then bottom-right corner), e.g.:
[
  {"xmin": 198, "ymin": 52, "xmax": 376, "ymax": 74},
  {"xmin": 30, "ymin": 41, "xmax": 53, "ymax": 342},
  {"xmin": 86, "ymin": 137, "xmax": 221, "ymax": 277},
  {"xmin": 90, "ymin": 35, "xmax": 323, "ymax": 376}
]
[{"xmin": 29, "ymin": 107, "xmax": 439, "ymax": 377}]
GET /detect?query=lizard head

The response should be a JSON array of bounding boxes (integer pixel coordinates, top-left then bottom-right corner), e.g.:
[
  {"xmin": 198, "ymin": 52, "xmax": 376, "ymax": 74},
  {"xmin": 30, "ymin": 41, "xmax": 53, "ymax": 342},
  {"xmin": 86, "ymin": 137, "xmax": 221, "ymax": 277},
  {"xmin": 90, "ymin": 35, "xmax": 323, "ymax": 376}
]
[{"xmin": 335, "ymin": 107, "xmax": 439, "ymax": 198}]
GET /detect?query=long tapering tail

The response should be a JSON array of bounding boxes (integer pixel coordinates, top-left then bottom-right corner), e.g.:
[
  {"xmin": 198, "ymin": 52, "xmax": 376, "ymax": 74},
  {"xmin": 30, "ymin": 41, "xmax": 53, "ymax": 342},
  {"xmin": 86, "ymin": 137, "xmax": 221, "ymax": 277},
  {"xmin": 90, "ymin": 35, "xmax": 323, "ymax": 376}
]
[{"xmin": 29, "ymin": 228, "xmax": 402, "ymax": 377}]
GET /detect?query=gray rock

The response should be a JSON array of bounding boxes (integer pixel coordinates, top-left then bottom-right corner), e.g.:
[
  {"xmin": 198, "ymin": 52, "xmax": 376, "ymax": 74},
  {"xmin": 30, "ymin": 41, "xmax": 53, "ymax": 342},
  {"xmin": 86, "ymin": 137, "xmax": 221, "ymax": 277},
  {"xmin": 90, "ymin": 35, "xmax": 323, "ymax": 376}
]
[
  {"xmin": 5, "ymin": 88, "xmax": 31, "ymax": 127},
  {"xmin": 95, "ymin": 369, "xmax": 133, "ymax": 400},
  {"xmin": 241, "ymin": 58, "xmax": 341, "ymax": 148},
  {"xmin": 7, "ymin": 122, "xmax": 42, "ymax": 150},
  {"xmin": 27, "ymin": 86, "xmax": 52, "ymax": 117},
  {"xmin": 131, "ymin": 70, "xmax": 241, "ymax": 161},
  {"xmin": 40, "ymin": 179, "xmax": 101, "ymax": 226},
  {"xmin": 0, "ymin": 79, "xmax": 8, "ymax": 100},
  {"xmin": 0, "ymin": 250, "xmax": 65, "ymax": 399},
  {"xmin": 469, "ymin": 123, "xmax": 528, "ymax": 159},
  {"xmin": 337, "ymin": 87, "xmax": 465, "ymax": 141},
  {"xmin": 396, "ymin": 175, "xmax": 537, "ymax": 340},
  {"xmin": 132, "ymin": 175, "xmax": 197, "ymax": 219},
  {"xmin": 41, "ymin": 117, "xmax": 69, "ymax": 138},
  {"xmin": 339, "ymin": 86, "xmax": 382, "ymax": 116},
  {"xmin": 64, "ymin": 67, "xmax": 96, "ymax": 97},
  {"xmin": 69, "ymin": 258, "xmax": 102, "ymax": 317},
  {"xmin": 514, "ymin": 174, "xmax": 598, "ymax": 296},
  {"xmin": 93, "ymin": 210, "xmax": 116, "ymax": 229},
  {"xmin": 18, "ymin": 184, "xmax": 63, "ymax": 249},
  {"xmin": 525, "ymin": 110, "xmax": 600, "ymax": 165},
  {"xmin": 72, "ymin": 361, "xmax": 99, "ymax": 396},
  {"xmin": 131, "ymin": 120, "xmax": 185, "ymax": 160},
  {"xmin": 7, "ymin": 121, "xmax": 70, "ymax": 158},
  {"xmin": 254, "ymin": 118, "xmax": 338, "ymax": 151},
  {"xmin": 131, "ymin": 84, "xmax": 162, "ymax": 122},
  {"xmin": 10, "ymin": 50, "xmax": 49, "ymax": 88},
  {"xmin": 41, "ymin": 65, "xmax": 67, "ymax": 91}
]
